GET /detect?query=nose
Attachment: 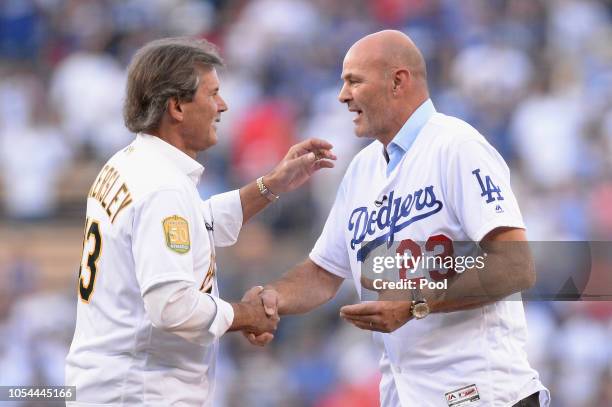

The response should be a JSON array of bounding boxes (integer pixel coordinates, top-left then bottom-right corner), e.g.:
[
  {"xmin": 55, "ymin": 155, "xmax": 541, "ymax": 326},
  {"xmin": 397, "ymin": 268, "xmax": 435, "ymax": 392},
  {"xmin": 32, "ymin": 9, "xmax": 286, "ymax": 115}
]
[
  {"xmin": 338, "ymin": 82, "xmax": 351, "ymax": 104},
  {"xmin": 217, "ymin": 95, "xmax": 228, "ymax": 113}
]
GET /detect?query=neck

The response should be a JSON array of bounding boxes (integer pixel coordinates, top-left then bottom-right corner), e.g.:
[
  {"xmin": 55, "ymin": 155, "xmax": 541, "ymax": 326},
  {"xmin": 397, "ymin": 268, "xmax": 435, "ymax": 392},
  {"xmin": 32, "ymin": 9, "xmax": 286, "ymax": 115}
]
[
  {"xmin": 377, "ymin": 96, "xmax": 428, "ymax": 148},
  {"xmin": 150, "ymin": 127, "xmax": 197, "ymax": 159}
]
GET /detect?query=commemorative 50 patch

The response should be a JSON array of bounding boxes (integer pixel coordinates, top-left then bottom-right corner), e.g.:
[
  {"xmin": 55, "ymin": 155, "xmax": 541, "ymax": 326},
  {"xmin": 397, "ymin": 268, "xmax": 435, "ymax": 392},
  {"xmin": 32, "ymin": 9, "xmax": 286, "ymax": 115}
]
[
  {"xmin": 445, "ymin": 384, "xmax": 480, "ymax": 406},
  {"xmin": 162, "ymin": 215, "xmax": 191, "ymax": 254}
]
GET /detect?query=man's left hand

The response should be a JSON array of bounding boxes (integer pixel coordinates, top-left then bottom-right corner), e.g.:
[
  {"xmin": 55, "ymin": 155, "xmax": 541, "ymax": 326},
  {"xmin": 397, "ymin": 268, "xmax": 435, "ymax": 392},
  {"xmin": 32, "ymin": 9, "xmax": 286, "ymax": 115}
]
[
  {"xmin": 340, "ymin": 301, "xmax": 412, "ymax": 333},
  {"xmin": 264, "ymin": 138, "xmax": 336, "ymax": 194}
]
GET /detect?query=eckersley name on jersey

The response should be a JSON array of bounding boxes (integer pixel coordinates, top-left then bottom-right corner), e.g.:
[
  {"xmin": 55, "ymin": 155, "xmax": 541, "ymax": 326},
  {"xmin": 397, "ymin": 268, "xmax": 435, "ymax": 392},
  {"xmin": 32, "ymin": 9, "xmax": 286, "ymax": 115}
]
[{"xmin": 87, "ymin": 164, "xmax": 133, "ymax": 224}]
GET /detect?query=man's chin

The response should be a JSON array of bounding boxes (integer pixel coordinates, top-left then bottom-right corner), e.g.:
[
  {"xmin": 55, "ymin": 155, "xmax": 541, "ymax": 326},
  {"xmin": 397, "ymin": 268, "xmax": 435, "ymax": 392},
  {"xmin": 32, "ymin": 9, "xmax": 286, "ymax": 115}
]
[
  {"xmin": 196, "ymin": 134, "xmax": 217, "ymax": 153},
  {"xmin": 204, "ymin": 139, "xmax": 217, "ymax": 151},
  {"xmin": 207, "ymin": 130, "xmax": 218, "ymax": 145},
  {"xmin": 353, "ymin": 127, "xmax": 369, "ymax": 138}
]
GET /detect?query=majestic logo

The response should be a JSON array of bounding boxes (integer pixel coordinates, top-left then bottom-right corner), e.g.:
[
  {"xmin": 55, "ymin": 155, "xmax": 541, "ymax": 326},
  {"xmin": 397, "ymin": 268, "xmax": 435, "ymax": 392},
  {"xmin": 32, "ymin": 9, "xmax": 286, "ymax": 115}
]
[
  {"xmin": 348, "ymin": 187, "xmax": 443, "ymax": 261},
  {"xmin": 445, "ymin": 384, "xmax": 480, "ymax": 406},
  {"xmin": 472, "ymin": 168, "xmax": 504, "ymax": 203},
  {"xmin": 162, "ymin": 215, "xmax": 191, "ymax": 254}
]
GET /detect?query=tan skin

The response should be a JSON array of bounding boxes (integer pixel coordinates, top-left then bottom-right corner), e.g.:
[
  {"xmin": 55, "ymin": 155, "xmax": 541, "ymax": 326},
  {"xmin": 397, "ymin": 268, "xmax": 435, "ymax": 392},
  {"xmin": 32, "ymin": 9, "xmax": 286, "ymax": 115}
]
[
  {"xmin": 152, "ymin": 66, "xmax": 337, "ymax": 336},
  {"xmin": 243, "ymin": 30, "xmax": 535, "ymax": 345}
]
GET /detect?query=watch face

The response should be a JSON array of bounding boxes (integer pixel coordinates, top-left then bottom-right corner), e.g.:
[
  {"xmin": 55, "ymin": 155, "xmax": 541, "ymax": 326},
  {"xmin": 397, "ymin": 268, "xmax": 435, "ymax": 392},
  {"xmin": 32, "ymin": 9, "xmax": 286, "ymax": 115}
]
[{"xmin": 413, "ymin": 302, "xmax": 430, "ymax": 319}]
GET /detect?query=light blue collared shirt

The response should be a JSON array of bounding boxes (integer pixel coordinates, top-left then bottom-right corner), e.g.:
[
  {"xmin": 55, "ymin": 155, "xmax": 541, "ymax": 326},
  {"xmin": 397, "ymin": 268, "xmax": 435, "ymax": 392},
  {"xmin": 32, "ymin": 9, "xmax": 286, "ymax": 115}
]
[{"xmin": 385, "ymin": 99, "xmax": 436, "ymax": 175}]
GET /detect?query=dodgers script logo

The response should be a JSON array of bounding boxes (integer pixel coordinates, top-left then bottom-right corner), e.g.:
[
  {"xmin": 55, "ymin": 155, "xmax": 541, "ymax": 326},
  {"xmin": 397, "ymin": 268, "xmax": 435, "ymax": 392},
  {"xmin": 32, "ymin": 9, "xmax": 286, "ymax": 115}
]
[{"xmin": 348, "ymin": 187, "xmax": 443, "ymax": 261}]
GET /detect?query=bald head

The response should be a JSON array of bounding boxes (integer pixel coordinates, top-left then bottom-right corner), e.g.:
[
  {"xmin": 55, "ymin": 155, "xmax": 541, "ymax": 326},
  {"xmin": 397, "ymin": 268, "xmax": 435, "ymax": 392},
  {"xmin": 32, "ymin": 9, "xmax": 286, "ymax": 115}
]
[{"xmin": 346, "ymin": 30, "xmax": 427, "ymax": 83}]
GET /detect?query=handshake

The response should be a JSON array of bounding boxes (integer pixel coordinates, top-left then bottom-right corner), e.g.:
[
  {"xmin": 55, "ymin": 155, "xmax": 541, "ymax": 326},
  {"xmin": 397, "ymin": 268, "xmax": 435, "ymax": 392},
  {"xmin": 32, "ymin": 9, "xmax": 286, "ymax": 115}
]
[{"xmin": 229, "ymin": 286, "xmax": 280, "ymax": 346}]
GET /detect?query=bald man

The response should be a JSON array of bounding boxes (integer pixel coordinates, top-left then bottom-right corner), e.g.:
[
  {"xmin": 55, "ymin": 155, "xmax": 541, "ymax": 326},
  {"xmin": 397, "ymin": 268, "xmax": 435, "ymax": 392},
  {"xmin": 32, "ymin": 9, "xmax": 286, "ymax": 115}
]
[{"xmin": 243, "ymin": 31, "xmax": 549, "ymax": 406}]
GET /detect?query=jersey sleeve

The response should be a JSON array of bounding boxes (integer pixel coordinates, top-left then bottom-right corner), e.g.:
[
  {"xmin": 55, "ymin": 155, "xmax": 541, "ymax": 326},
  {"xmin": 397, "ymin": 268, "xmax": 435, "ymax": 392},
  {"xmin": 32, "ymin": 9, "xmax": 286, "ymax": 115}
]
[
  {"xmin": 132, "ymin": 189, "xmax": 198, "ymax": 294},
  {"xmin": 201, "ymin": 189, "xmax": 243, "ymax": 247},
  {"xmin": 143, "ymin": 280, "xmax": 234, "ymax": 346},
  {"xmin": 446, "ymin": 138, "xmax": 525, "ymax": 242},
  {"xmin": 309, "ymin": 180, "xmax": 352, "ymax": 280}
]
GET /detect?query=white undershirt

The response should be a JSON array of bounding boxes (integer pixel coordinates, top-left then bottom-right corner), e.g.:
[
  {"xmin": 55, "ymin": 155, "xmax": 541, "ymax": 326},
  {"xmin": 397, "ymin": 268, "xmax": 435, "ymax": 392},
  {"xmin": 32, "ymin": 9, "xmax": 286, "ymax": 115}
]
[{"xmin": 143, "ymin": 280, "xmax": 234, "ymax": 346}]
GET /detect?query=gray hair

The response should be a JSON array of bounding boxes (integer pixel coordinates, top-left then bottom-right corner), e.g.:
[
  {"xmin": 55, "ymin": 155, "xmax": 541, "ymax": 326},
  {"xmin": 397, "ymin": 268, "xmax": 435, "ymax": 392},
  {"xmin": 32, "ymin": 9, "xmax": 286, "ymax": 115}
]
[{"xmin": 123, "ymin": 37, "xmax": 223, "ymax": 133}]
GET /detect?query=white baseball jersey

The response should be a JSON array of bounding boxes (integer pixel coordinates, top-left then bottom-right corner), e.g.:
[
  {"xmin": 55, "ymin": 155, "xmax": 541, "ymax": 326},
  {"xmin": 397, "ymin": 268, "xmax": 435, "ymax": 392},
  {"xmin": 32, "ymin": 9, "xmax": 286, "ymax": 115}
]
[
  {"xmin": 311, "ymin": 101, "xmax": 550, "ymax": 407},
  {"xmin": 66, "ymin": 134, "xmax": 241, "ymax": 406}
]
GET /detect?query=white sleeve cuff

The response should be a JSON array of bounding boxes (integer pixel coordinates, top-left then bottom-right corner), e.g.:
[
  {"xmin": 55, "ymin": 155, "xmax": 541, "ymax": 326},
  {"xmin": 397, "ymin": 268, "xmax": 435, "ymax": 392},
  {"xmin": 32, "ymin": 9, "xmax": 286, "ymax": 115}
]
[
  {"xmin": 206, "ymin": 295, "xmax": 234, "ymax": 337},
  {"xmin": 202, "ymin": 189, "xmax": 243, "ymax": 247},
  {"xmin": 143, "ymin": 281, "xmax": 234, "ymax": 346},
  {"xmin": 473, "ymin": 220, "xmax": 526, "ymax": 243},
  {"xmin": 309, "ymin": 252, "xmax": 352, "ymax": 280}
]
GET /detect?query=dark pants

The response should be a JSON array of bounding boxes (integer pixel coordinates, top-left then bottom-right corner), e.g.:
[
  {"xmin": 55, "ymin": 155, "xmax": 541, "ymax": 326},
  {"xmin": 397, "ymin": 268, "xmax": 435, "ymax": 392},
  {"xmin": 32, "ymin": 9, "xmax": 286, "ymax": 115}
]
[{"xmin": 512, "ymin": 392, "xmax": 540, "ymax": 407}]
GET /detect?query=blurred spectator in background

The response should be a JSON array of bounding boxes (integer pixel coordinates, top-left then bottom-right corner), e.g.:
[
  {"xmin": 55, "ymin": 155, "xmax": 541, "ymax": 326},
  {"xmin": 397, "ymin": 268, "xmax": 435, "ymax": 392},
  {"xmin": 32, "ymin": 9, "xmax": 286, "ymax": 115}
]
[
  {"xmin": 49, "ymin": 43, "xmax": 130, "ymax": 158},
  {"xmin": 0, "ymin": 67, "xmax": 70, "ymax": 220}
]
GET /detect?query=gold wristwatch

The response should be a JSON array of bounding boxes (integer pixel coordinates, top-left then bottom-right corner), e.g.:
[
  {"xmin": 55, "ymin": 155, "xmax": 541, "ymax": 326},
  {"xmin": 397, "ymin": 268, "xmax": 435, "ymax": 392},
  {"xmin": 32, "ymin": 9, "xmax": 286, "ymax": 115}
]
[{"xmin": 410, "ymin": 299, "xmax": 430, "ymax": 320}]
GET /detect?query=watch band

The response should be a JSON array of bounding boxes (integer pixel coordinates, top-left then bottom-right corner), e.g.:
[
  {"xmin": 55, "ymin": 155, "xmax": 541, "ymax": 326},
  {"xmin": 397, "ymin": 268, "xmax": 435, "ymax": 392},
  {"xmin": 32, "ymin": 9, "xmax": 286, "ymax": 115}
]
[{"xmin": 257, "ymin": 176, "xmax": 279, "ymax": 202}]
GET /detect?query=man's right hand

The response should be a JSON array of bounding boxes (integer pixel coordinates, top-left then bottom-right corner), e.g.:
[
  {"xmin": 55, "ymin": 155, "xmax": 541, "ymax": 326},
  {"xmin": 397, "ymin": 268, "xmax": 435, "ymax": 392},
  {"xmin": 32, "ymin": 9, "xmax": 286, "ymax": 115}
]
[
  {"xmin": 229, "ymin": 289, "xmax": 279, "ymax": 338},
  {"xmin": 239, "ymin": 286, "xmax": 280, "ymax": 346}
]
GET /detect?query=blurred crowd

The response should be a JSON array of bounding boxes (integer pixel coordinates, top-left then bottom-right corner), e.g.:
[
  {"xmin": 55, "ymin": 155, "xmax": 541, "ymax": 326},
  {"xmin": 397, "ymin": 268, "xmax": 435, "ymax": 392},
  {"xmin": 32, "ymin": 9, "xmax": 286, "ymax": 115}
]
[{"xmin": 1, "ymin": 0, "xmax": 612, "ymax": 406}]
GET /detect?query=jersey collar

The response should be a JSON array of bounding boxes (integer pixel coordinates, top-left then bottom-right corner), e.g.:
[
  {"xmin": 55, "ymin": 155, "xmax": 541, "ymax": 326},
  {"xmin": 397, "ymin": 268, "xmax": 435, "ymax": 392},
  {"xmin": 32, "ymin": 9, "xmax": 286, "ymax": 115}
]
[
  {"xmin": 385, "ymin": 99, "xmax": 436, "ymax": 175},
  {"xmin": 137, "ymin": 133, "xmax": 205, "ymax": 184}
]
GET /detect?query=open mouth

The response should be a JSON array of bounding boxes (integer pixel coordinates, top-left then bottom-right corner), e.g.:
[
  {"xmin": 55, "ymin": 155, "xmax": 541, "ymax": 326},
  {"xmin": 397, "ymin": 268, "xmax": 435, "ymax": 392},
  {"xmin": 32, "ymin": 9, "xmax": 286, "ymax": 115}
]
[{"xmin": 349, "ymin": 109, "xmax": 363, "ymax": 122}]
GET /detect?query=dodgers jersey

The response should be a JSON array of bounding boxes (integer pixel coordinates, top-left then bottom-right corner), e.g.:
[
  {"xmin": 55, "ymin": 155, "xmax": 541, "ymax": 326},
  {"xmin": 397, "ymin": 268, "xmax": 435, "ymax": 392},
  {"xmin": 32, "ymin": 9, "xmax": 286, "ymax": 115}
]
[
  {"xmin": 310, "ymin": 101, "xmax": 550, "ymax": 407},
  {"xmin": 66, "ymin": 134, "xmax": 240, "ymax": 406}
]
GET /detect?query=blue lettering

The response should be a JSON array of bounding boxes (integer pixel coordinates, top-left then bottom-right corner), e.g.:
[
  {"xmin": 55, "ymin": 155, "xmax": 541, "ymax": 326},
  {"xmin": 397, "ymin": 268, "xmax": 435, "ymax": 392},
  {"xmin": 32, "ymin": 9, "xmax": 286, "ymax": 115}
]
[
  {"xmin": 472, "ymin": 168, "xmax": 504, "ymax": 203},
  {"xmin": 367, "ymin": 210, "xmax": 378, "ymax": 235},
  {"xmin": 348, "ymin": 207, "xmax": 368, "ymax": 249},
  {"xmin": 376, "ymin": 190, "xmax": 393, "ymax": 230},
  {"xmin": 347, "ymin": 186, "xmax": 444, "ymax": 261}
]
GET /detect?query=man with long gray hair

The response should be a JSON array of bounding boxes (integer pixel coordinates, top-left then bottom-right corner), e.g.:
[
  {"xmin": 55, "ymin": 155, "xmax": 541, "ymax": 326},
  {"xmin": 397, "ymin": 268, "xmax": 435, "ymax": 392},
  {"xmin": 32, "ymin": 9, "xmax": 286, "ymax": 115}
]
[{"xmin": 65, "ymin": 37, "xmax": 335, "ymax": 406}]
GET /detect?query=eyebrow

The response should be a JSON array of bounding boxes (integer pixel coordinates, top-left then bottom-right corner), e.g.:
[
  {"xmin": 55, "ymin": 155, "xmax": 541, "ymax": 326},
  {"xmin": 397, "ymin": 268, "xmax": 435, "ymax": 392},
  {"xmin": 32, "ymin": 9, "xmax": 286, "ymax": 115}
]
[{"xmin": 341, "ymin": 73, "xmax": 360, "ymax": 81}]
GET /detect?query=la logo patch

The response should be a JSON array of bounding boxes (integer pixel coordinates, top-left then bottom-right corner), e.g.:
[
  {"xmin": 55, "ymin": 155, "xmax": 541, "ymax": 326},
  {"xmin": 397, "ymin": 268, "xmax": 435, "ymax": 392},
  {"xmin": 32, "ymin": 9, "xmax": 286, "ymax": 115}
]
[
  {"xmin": 162, "ymin": 215, "xmax": 191, "ymax": 254},
  {"xmin": 472, "ymin": 168, "xmax": 504, "ymax": 203}
]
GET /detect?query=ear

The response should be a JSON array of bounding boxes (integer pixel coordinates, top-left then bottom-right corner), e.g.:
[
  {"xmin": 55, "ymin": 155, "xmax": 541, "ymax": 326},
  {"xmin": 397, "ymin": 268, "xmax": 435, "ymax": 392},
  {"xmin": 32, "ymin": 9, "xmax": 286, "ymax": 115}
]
[
  {"xmin": 392, "ymin": 69, "xmax": 411, "ymax": 95},
  {"xmin": 167, "ymin": 97, "xmax": 184, "ymax": 123}
]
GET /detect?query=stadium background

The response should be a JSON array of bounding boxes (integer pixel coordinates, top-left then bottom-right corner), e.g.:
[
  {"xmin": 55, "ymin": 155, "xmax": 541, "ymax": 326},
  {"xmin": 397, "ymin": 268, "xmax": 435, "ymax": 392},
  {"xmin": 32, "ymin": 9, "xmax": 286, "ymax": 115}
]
[{"xmin": 0, "ymin": 0, "xmax": 611, "ymax": 406}]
